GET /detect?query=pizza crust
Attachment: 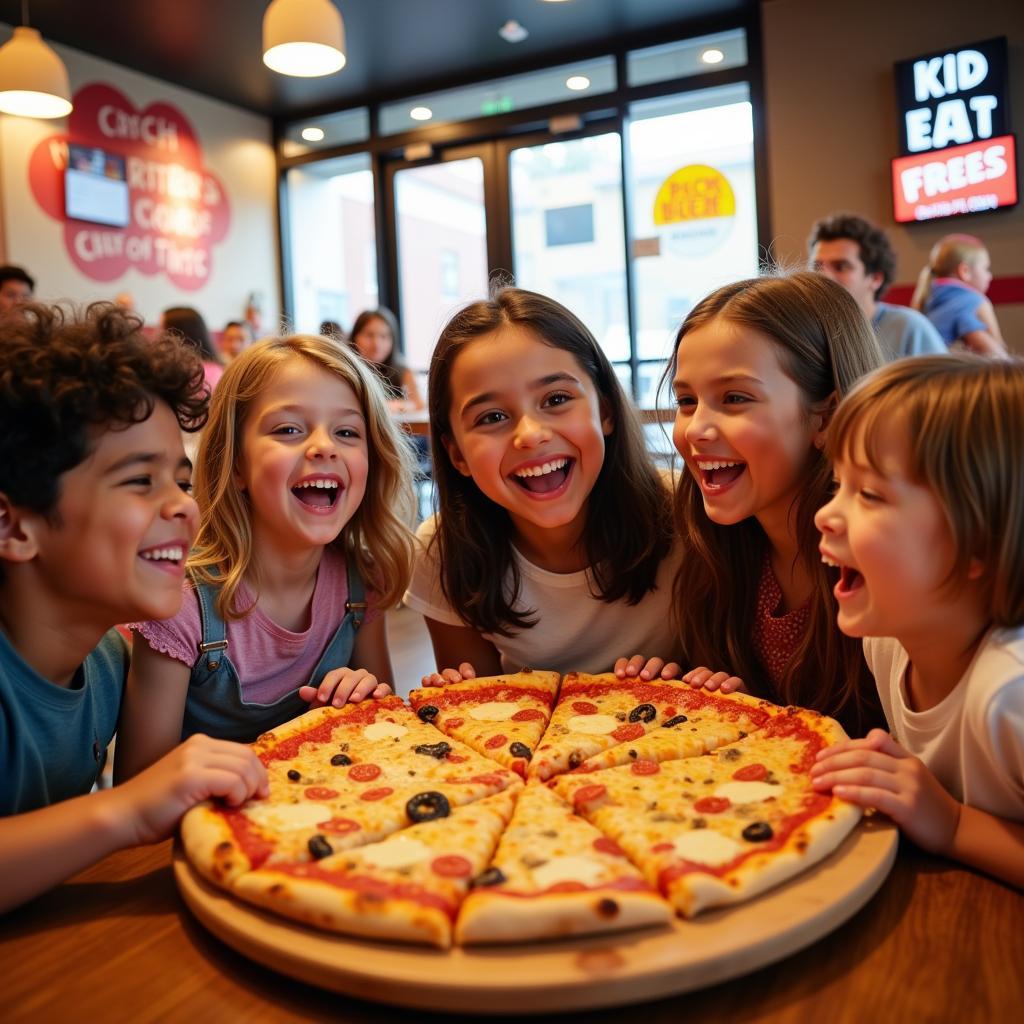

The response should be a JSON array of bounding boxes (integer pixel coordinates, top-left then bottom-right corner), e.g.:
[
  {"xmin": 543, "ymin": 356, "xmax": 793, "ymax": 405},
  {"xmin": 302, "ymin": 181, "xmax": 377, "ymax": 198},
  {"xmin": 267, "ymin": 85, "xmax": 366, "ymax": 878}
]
[{"xmin": 180, "ymin": 803, "xmax": 253, "ymax": 887}]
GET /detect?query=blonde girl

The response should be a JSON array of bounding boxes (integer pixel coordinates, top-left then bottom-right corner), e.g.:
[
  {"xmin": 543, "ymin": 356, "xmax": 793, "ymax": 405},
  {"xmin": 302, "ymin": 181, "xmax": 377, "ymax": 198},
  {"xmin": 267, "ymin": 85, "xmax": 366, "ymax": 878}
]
[
  {"xmin": 813, "ymin": 355, "xmax": 1024, "ymax": 888},
  {"xmin": 405, "ymin": 287, "xmax": 681, "ymax": 681},
  {"xmin": 910, "ymin": 234, "xmax": 1005, "ymax": 356},
  {"xmin": 116, "ymin": 334, "xmax": 415, "ymax": 778},
  {"xmin": 668, "ymin": 272, "xmax": 884, "ymax": 736}
]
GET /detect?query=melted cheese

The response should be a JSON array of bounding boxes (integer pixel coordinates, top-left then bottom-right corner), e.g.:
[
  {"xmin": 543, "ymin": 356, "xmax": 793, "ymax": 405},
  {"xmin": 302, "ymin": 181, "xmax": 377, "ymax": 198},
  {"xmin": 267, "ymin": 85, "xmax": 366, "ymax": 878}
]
[
  {"xmin": 566, "ymin": 714, "xmax": 619, "ymax": 736},
  {"xmin": 355, "ymin": 835, "xmax": 432, "ymax": 870},
  {"xmin": 363, "ymin": 721, "xmax": 409, "ymax": 742},
  {"xmin": 468, "ymin": 701, "xmax": 519, "ymax": 722},
  {"xmin": 244, "ymin": 801, "xmax": 329, "ymax": 831},
  {"xmin": 713, "ymin": 781, "xmax": 780, "ymax": 804},
  {"xmin": 532, "ymin": 855, "xmax": 607, "ymax": 890},
  {"xmin": 671, "ymin": 830, "xmax": 744, "ymax": 867}
]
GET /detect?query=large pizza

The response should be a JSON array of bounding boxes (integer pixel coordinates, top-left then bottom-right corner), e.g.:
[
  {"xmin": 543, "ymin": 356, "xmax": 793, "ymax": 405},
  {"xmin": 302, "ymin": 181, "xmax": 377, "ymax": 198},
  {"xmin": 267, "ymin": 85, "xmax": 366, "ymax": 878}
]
[{"xmin": 181, "ymin": 670, "xmax": 862, "ymax": 948}]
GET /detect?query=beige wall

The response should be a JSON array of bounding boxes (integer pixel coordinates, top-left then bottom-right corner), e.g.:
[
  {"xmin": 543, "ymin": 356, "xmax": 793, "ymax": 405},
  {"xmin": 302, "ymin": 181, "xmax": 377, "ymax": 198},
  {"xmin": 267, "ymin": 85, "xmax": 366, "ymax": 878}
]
[
  {"xmin": 762, "ymin": 0, "xmax": 1024, "ymax": 352},
  {"xmin": 0, "ymin": 26, "xmax": 279, "ymax": 331}
]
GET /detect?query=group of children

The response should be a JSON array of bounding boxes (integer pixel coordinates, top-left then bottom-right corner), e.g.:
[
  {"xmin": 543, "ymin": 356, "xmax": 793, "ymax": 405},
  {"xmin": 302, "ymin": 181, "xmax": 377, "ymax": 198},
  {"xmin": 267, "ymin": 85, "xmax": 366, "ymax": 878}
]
[{"xmin": 1, "ymin": 269, "xmax": 1021, "ymax": 915}]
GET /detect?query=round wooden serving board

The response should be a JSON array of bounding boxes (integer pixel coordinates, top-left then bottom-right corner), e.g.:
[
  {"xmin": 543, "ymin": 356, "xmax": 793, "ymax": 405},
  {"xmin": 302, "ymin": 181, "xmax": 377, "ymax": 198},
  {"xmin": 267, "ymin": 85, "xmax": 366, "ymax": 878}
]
[{"xmin": 174, "ymin": 816, "xmax": 897, "ymax": 1014}]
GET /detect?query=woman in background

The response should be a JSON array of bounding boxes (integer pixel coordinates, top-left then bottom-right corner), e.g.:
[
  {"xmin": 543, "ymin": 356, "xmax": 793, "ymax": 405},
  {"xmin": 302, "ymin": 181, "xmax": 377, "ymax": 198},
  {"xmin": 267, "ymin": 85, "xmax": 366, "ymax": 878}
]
[
  {"xmin": 163, "ymin": 306, "xmax": 224, "ymax": 391},
  {"xmin": 349, "ymin": 307, "xmax": 424, "ymax": 412}
]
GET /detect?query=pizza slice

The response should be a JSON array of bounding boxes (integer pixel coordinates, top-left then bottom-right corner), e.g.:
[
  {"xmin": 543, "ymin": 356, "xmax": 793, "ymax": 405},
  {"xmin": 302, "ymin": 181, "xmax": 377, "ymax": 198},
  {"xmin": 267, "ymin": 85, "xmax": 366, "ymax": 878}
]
[
  {"xmin": 408, "ymin": 670, "xmax": 560, "ymax": 777},
  {"xmin": 551, "ymin": 707, "xmax": 862, "ymax": 917},
  {"xmin": 455, "ymin": 781, "xmax": 670, "ymax": 944},
  {"xmin": 181, "ymin": 700, "xmax": 522, "ymax": 886},
  {"xmin": 573, "ymin": 686, "xmax": 780, "ymax": 773},
  {"xmin": 531, "ymin": 673, "xmax": 773, "ymax": 780},
  {"xmin": 233, "ymin": 789, "xmax": 519, "ymax": 948}
]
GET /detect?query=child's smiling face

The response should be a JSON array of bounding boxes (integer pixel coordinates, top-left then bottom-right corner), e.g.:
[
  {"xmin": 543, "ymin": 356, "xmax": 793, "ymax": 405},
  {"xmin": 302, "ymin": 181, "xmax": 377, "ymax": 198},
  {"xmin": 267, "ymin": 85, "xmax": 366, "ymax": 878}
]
[
  {"xmin": 25, "ymin": 400, "xmax": 198, "ymax": 625},
  {"xmin": 235, "ymin": 358, "xmax": 369, "ymax": 556},
  {"xmin": 442, "ymin": 326, "xmax": 612, "ymax": 548},
  {"xmin": 672, "ymin": 316, "xmax": 830, "ymax": 541},
  {"xmin": 816, "ymin": 423, "xmax": 965, "ymax": 643}
]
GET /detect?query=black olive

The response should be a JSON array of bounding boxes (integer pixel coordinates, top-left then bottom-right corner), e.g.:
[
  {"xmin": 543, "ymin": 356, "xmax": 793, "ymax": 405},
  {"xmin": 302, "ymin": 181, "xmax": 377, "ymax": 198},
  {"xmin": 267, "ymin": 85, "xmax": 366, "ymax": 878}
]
[
  {"xmin": 417, "ymin": 705, "xmax": 440, "ymax": 722},
  {"xmin": 628, "ymin": 703, "xmax": 657, "ymax": 723},
  {"xmin": 509, "ymin": 741, "xmax": 532, "ymax": 760},
  {"xmin": 568, "ymin": 751, "xmax": 584, "ymax": 769},
  {"xmin": 414, "ymin": 741, "xmax": 451, "ymax": 759},
  {"xmin": 471, "ymin": 866, "xmax": 507, "ymax": 889},
  {"xmin": 330, "ymin": 753, "xmax": 352, "ymax": 766},
  {"xmin": 287, "ymin": 769, "xmax": 301, "ymax": 781},
  {"xmin": 742, "ymin": 822, "xmax": 774, "ymax": 842},
  {"xmin": 308, "ymin": 835, "xmax": 333, "ymax": 859},
  {"xmin": 406, "ymin": 791, "xmax": 451, "ymax": 823},
  {"xmin": 663, "ymin": 715, "xmax": 689, "ymax": 728}
]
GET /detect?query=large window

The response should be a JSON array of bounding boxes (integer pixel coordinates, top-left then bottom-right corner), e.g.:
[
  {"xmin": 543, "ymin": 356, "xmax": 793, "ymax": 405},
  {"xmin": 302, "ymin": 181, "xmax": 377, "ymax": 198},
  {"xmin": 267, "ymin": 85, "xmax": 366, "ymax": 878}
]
[{"xmin": 285, "ymin": 154, "xmax": 377, "ymax": 335}]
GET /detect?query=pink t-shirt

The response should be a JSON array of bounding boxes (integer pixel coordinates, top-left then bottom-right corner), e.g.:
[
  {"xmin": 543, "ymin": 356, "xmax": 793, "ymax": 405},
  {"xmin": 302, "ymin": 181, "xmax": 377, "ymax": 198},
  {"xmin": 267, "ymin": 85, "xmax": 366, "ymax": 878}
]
[
  {"xmin": 132, "ymin": 547, "xmax": 377, "ymax": 704},
  {"xmin": 751, "ymin": 555, "xmax": 810, "ymax": 695}
]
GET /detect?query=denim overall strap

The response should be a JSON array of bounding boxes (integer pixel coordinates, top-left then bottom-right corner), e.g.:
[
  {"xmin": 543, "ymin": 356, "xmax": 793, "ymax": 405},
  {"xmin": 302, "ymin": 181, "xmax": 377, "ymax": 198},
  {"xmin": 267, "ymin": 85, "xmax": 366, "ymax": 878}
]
[{"xmin": 192, "ymin": 574, "xmax": 228, "ymax": 674}]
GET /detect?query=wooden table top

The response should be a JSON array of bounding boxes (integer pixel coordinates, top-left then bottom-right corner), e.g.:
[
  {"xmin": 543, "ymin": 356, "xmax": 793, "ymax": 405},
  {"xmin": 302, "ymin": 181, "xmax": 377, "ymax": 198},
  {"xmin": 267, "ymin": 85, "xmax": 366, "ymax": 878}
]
[{"xmin": 2, "ymin": 838, "xmax": 1020, "ymax": 1023}]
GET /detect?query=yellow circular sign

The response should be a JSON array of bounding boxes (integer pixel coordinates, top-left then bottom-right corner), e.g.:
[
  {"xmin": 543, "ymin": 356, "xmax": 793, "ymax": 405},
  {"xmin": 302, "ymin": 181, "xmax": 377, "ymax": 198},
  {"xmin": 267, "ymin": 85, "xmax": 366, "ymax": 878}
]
[{"xmin": 653, "ymin": 164, "xmax": 736, "ymax": 225}]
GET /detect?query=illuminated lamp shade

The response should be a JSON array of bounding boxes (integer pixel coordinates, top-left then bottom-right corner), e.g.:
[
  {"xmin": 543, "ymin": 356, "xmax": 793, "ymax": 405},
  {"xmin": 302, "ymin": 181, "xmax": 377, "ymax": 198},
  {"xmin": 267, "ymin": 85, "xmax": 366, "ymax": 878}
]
[
  {"xmin": 263, "ymin": 0, "xmax": 346, "ymax": 77},
  {"xmin": 0, "ymin": 26, "xmax": 73, "ymax": 119}
]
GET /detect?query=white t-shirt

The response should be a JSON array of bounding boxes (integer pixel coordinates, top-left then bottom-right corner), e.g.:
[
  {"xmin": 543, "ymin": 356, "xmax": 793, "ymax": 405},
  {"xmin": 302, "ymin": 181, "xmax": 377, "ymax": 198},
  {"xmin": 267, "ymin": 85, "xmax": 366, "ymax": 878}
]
[
  {"xmin": 865, "ymin": 629, "xmax": 1024, "ymax": 823},
  {"xmin": 404, "ymin": 514, "xmax": 684, "ymax": 675}
]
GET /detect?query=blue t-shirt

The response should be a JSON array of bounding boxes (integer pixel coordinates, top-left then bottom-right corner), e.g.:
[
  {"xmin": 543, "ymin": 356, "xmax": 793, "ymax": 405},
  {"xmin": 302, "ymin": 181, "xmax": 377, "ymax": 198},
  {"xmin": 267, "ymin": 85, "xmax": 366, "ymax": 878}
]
[
  {"xmin": 872, "ymin": 302, "xmax": 948, "ymax": 360},
  {"xmin": 923, "ymin": 280, "xmax": 987, "ymax": 345},
  {"xmin": 0, "ymin": 628, "xmax": 127, "ymax": 815}
]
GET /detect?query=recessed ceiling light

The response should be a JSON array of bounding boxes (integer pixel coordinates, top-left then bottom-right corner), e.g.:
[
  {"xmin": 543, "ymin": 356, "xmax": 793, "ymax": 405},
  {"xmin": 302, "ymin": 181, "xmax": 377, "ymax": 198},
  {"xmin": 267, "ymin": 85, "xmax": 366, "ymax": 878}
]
[
  {"xmin": 566, "ymin": 75, "xmax": 590, "ymax": 91},
  {"xmin": 701, "ymin": 48, "xmax": 725, "ymax": 65},
  {"xmin": 498, "ymin": 19, "xmax": 529, "ymax": 44},
  {"xmin": 301, "ymin": 126, "xmax": 325, "ymax": 142},
  {"xmin": 410, "ymin": 106, "xmax": 433, "ymax": 121}
]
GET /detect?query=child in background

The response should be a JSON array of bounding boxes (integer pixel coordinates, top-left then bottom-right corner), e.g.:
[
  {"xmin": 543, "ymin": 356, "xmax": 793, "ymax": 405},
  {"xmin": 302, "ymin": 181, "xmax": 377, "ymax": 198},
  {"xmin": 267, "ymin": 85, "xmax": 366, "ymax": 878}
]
[
  {"xmin": 405, "ymin": 287, "xmax": 682, "ymax": 682},
  {"xmin": 349, "ymin": 307, "xmax": 425, "ymax": 413},
  {"xmin": 116, "ymin": 335, "xmax": 416, "ymax": 778},
  {"xmin": 220, "ymin": 320, "xmax": 252, "ymax": 360},
  {"xmin": 0, "ymin": 303, "xmax": 266, "ymax": 912},
  {"xmin": 666, "ymin": 272, "xmax": 885, "ymax": 736},
  {"xmin": 910, "ymin": 234, "xmax": 1006, "ymax": 357},
  {"xmin": 813, "ymin": 356, "xmax": 1024, "ymax": 888}
]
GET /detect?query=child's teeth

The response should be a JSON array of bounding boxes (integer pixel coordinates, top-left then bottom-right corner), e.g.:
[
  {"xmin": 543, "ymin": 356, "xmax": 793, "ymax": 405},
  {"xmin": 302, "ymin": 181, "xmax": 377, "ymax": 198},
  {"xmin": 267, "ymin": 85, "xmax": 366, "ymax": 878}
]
[{"xmin": 516, "ymin": 457, "xmax": 567, "ymax": 478}]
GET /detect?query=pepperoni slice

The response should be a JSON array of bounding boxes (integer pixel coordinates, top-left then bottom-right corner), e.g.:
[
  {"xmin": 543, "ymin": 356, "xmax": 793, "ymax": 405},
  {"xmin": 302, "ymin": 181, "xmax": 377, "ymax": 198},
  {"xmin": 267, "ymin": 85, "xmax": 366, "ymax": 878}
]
[
  {"xmin": 664, "ymin": 706, "xmax": 677, "ymax": 718},
  {"xmin": 348, "ymin": 763, "xmax": 382, "ymax": 782},
  {"xmin": 611, "ymin": 723, "xmax": 645, "ymax": 743},
  {"xmin": 547, "ymin": 880, "xmax": 587, "ymax": 893},
  {"xmin": 572, "ymin": 783, "xmax": 607, "ymax": 809},
  {"xmin": 733, "ymin": 763, "xmax": 768, "ymax": 782},
  {"xmin": 318, "ymin": 817, "xmax": 361, "ymax": 835},
  {"xmin": 651, "ymin": 841, "xmax": 675, "ymax": 853},
  {"xmin": 485, "ymin": 734, "xmax": 508, "ymax": 749},
  {"xmin": 593, "ymin": 836, "xmax": 626, "ymax": 857},
  {"xmin": 571, "ymin": 701, "xmax": 599, "ymax": 715},
  {"xmin": 468, "ymin": 772, "xmax": 505, "ymax": 786},
  {"xmin": 447, "ymin": 717, "xmax": 465, "ymax": 730},
  {"xmin": 630, "ymin": 759, "xmax": 660, "ymax": 776},
  {"xmin": 431, "ymin": 855, "xmax": 472, "ymax": 878},
  {"xmin": 303, "ymin": 786, "xmax": 339, "ymax": 801},
  {"xmin": 360, "ymin": 786, "xmax": 394, "ymax": 802},
  {"xmin": 445, "ymin": 752, "xmax": 469, "ymax": 763},
  {"xmin": 693, "ymin": 796, "xmax": 731, "ymax": 814},
  {"xmin": 511, "ymin": 708, "xmax": 545, "ymax": 722}
]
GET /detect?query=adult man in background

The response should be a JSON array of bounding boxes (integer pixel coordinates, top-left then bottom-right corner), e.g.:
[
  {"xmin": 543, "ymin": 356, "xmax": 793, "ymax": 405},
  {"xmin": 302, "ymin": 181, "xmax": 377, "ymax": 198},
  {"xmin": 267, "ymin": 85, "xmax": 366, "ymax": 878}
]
[
  {"xmin": 808, "ymin": 213, "xmax": 946, "ymax": 360},
  {"xmin": 0, "ymin": 265, "xmax": 34, "ymax": 313}
]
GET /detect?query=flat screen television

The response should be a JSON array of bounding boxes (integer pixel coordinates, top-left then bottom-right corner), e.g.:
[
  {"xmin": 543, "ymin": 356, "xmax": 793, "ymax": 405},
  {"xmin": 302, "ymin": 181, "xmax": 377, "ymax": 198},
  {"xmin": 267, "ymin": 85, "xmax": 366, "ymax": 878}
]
[{"xmin": 64, "ymin": 144, "xmax": 130, "ymax": 228}]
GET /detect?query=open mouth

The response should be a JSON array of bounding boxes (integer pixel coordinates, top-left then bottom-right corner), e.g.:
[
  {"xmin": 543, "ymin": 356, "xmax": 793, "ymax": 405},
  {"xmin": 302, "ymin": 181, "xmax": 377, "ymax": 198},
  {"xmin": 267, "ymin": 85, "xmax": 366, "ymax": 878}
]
[
  {"xmin": 821, "ymin": 552, "xmax": 865, "ymax": 596},
  {"xmin": 695, "ymin": 458, "xmax": 746, "ymax": 489},
  {"xmin": 291, "ymin": 478, "xmax": 341, "ymax": 510},
  {"xmin": 511, "ymin": 457, "xmax": 573, "ymax": 495},
  {"xmin": 139, "ymin": 544, "xmax": 186, "ymax": 572}
]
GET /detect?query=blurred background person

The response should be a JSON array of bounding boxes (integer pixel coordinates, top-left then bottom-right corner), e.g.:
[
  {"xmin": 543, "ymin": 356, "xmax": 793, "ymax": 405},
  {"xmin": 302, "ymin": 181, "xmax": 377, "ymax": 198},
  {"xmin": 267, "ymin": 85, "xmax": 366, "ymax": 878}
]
[
  {"xmin": 220, "ymin": 320, "xmax": 252, "ymax": 361},
  {"xmin": 163, "ymin": 306, "xmax": 223, "ymax": 391},
  {"xmin": 911, "ymin": 234, "xmax": 1006, "ymax": 357},
  {"xmin": 319, "ymin": 319, "xmax": 345, "ymax": 342},
  {"xmin": 0, "ymin": 265, "xmax": 34, "ymax": 312},
  {"xmin": 349, "ymin": 306, "xmax": 424, "ymax": 412}
]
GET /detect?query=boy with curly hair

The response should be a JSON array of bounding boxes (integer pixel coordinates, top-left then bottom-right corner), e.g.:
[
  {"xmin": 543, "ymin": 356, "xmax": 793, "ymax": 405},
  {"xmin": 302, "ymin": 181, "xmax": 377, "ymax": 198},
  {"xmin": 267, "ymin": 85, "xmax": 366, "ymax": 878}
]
[{"xmin": 0, "ymin": 303, "xmax": 267, "ymax": 912}]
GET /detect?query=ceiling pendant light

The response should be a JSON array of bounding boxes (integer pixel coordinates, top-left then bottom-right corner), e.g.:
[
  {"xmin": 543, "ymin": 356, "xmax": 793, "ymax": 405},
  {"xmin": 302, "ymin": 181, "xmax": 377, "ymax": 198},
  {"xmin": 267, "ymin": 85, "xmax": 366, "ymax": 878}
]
[
  {"xmin": 0, "ymin": 2, "xmax": 73, "ymax": 119},
  {"xmin": 263, "ymin": 0, "xmax": 346, "ymax": 78}
]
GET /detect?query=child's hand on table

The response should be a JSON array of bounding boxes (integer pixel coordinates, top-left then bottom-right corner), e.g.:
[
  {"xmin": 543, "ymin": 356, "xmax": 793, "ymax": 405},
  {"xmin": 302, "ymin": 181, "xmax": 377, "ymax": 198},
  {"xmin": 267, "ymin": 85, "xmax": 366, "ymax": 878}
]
[
  {"xmin": 680, "ymin": 666, "xmax": 747, "ymax": 693},
  {"xmin": 613, "ymin": 655, "xmax": 682, "ymax": 680},
  {"xmin": 420, "ymin": 663, "xmax": 476, "ymax": 687},
  {"xmin": 299, "ymin": 668, "xmax": 392, "ymax": 708}
]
